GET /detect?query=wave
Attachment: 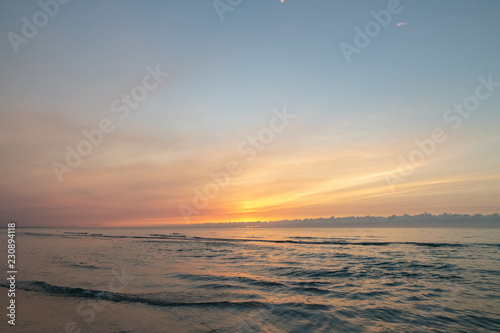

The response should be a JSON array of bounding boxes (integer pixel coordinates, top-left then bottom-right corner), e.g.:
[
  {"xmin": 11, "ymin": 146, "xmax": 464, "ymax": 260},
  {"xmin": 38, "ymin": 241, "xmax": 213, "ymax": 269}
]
[
  {"xmin": 68, "ymin": 263, "xmax": 101, "ymax": 270},
  {"xmin": 174, "ymin": 273, "xmax": 286, "ymax": 287},
  {"xmin": 20, "ymin": 231, "xmax": 499, "ymax": 248},
  {"xmin": 0, "ymin": 281, "xmax": 331, "ymax": 310}
]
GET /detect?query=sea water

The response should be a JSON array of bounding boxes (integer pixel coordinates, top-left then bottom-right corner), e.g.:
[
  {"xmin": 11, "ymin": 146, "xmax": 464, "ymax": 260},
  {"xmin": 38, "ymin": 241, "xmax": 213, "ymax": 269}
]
[{"xmin": 2, "ymin": 227, "xmax": 500, "ymax": 332}]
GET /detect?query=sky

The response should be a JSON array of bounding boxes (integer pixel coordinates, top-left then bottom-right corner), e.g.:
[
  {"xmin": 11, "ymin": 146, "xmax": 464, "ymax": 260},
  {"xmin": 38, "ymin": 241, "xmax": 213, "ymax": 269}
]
[{"xmin": 0, "ymin": 0, "xmax": 499, "ymax": 227}]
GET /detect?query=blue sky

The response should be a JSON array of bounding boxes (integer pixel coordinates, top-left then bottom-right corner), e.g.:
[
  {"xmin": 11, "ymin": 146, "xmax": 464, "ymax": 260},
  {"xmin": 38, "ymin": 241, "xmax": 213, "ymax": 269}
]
[{"xmin": 1, "ymin": 0, "xmax": 499, "ymax": 226}]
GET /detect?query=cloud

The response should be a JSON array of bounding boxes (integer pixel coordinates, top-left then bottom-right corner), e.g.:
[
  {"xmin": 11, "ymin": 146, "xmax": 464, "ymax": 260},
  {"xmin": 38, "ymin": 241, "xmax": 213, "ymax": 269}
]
[{"xmin": 395, "ymin": 22, "xmax": 408, "ymax": 27}]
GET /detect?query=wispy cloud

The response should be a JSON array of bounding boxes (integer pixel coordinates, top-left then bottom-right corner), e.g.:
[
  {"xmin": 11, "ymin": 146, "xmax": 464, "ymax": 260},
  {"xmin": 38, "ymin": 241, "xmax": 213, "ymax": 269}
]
[{"xmin": 395, "ymin": 22, "xmax": 408, "ymax": 27}]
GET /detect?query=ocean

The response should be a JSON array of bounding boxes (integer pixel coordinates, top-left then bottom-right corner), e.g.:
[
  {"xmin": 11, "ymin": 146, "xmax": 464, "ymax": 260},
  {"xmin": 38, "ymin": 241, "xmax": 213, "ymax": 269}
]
[{"xmin": 2, "ymin": 227, "xmax": 500, "ymax": 332}]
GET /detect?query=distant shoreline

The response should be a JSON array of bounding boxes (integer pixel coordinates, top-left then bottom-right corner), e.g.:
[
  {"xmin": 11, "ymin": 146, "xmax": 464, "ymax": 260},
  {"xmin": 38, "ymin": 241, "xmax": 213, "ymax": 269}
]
[{"xmin": 5, "ymin": 213, "xmax": 499, "ymax": 228}]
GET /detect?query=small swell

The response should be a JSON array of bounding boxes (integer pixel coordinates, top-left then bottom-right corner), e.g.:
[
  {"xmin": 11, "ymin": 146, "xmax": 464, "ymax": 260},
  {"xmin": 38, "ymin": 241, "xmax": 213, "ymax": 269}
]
[
  {"xmin": 0, "ymin": 281, "xmax": 331, "ymax": 310},
  {"xmin": 21, "ymin": 231, "xmax": 499, "ymax": 248},
  {"xmin": 174, "ymin": 273, "xmax": 286, "ymax": 287}
]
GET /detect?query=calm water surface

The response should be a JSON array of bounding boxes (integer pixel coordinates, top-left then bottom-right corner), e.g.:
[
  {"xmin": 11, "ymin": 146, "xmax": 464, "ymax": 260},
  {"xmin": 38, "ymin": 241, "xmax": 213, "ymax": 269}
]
[{"xmin": 2, "ymin": 227, "xmax": 500, "ymax": 332}]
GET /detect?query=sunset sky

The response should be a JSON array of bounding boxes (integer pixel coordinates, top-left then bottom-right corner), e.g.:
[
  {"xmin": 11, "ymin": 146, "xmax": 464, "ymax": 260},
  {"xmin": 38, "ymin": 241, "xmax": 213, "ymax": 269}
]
[{"xmin": 1, "ymin": 0, "xmax": 499, "ymax": 226}]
